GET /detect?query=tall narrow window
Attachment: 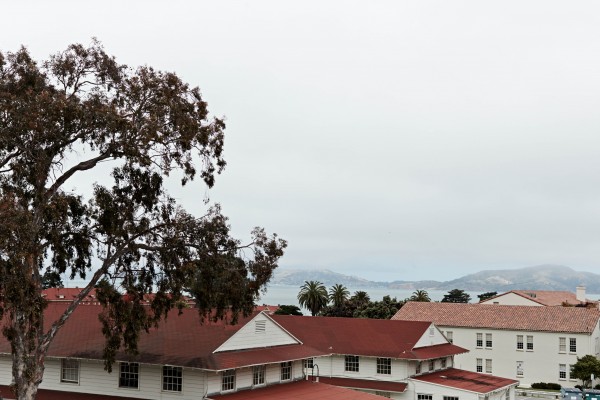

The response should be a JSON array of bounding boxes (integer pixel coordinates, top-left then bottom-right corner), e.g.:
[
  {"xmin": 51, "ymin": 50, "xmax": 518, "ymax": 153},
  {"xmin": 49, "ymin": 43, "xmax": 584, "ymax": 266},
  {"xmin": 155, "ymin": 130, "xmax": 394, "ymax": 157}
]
[
  {"xmin": 476, "ymin": 358, "xmax": 483, "ymax": 373},
  {"xmin": 485, "ymin": 359, "xmax": 492, "ymax": 373},
  {"xmin": 221, "ymin": 370, "xmax": 235, "ymax": 391},
  {"xmin": 446, "ymin": 331, "xmax": 453, "ymax": 343},
  {"xmin": 516, "ymin": 361, "xmax": 524, "ymax": 377},
  {"xmin": 569, "ymin": 338, "xmax": 577, "ymax": 353},
  {"xmin": 559, "ymin": 364, "xmax": 566, "ymax": 380},
  {"xmin": 345, "ymin": 355, "xmax": 359, "ymax": 372},
  {"xmin": 526, "ymin": 335, "xmax": 533, "ymax": 351},
  {"xmin": 61, "ymin": 359, "xmax": 79, "ymax": 384},
  {"xmin": 516, "ymin": 335, "xmax": 524, "ymax": 350},
  {"xmin": 559, "ymin": 337, "xmax": 566, "ymax": 353},
  {"xmin": 377, "ymin": 358, "xmax": 391, "ymax": 375},
  {"xmin": 162, "ymin": 366, "xmax": 182, "ymax": 392},
  {"xmin": 441, "ymin": 358, "xmax": 447, "ymax": 369},
  {"xmin": 485, "ymin": 333, "xmax": 493, "ymax": 348},
  {"xmin": 428, "ymin": 360, "xmax": 434, "ymax": 371},
  {"xmin": 281, "ymin": 361, "xmax": 292, "ymax": 381},
  {"xmin": 476, "ymin": 333, "xmax": 483, "ymax": 347},
  {"xmin": 253, "ymin": 365, "xmax": 266, "ymax": 386},
  {"xmin": 304, "ymin": 358, "xmax": 314, "ymax": 370},
  {"xmin": 416, "ymin": 361, "xmax": 422, "ymax": 374},
  {"xmin": 119, "ymin": 362, "xmax": 139, "ymax": 389}
]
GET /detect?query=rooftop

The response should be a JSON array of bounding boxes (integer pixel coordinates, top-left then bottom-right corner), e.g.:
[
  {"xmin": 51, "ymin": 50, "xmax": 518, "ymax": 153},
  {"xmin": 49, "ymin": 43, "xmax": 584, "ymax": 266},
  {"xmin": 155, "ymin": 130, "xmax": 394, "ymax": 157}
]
[
  {"xmin": 393, "ymin": 301, "xmax": 600, "ymax": 333},
  {"xmin": 411, "ymin": 368, "xmax": 518, "ymax": 394},
  {"xmin": 483, "ymin": 290, "xmax": 598, "ymax": 306}
]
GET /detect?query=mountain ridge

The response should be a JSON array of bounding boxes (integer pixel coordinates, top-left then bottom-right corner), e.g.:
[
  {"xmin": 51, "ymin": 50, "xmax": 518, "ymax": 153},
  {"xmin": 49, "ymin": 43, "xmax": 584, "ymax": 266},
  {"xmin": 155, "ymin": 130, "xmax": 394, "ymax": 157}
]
[{"xmin": 271, "ymin": 264, "xmax": 600, "ymax": 293}]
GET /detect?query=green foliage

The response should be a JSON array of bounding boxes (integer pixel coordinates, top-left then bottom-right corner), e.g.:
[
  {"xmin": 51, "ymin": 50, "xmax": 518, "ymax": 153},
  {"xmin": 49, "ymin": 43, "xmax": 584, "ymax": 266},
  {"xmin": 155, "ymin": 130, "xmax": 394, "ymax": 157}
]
[
  {"xmin": 441, "ymin": 289, "xmax": 471, "ymax": 303},
  {"xmin": 477, "ymin": 291, "xmax": 497, "ymax": 302},
  {"xmin": 354, "ymin": 295, "xmax": 405, "ymax": 319},
  {"xmin": 0, "ymin": 41, "xmax": 286, "ymax": 398},
  {"xmin": 297, "ymin": 281, "xmax": 328, "ymax": 316},
  {"xmin": 531, "ymin": 382, "xmax": 561, "ymax": 390},
  {"xmin": 328, "ymin": 284, "xmax": 350, "ymax": 307},
  {"xmin": 409, "ymin": 289, "xmax": 431, "ymax": 302},
  {"xmin": 274, "ymin": 305, "xmax": 303, "ymax": 316},
  {"xmin": 571, "ymin": 355, "xmax": 600, "ymax": 388}
]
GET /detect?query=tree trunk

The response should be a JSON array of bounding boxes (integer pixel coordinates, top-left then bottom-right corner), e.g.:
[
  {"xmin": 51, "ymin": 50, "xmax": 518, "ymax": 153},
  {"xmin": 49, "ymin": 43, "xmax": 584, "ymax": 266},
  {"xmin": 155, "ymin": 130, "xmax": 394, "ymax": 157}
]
[{"xmin": 10, "ymin": 311, "xmax": 45, "ymax": 400}]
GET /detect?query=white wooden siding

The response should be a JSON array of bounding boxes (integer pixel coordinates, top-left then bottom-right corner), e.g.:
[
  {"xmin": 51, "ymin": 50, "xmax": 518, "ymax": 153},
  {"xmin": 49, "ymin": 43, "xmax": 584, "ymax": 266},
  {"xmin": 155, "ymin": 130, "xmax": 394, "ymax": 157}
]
[
  {"xmin": 215, "ymin": 313, "xmax": 298, "ymax": 352},
  {"xmin": 480, "ymin": 292, "xmax": 542, "ymax": 306},
  {"xmin": 414, "ymin": 324, "xmax": 449, "ymax": 348}
]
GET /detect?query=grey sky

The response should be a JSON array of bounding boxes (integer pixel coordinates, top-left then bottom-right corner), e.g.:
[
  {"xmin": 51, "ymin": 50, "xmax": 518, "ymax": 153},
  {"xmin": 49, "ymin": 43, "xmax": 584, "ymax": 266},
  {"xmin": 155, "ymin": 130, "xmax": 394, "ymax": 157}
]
[{"xmin": 3, "ymin": 1, "xmax": 600, "ymax": 281}]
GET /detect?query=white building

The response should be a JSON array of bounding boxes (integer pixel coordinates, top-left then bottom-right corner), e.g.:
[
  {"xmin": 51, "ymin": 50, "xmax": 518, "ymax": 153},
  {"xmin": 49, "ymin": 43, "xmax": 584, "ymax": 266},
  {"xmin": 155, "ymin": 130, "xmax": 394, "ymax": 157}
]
[
  {"xmin": 0, "ymin": 302, "xmax": 518, "ymax": 400},
  {"xmin": 480, "ymin": 287, "xmax": 598, "ymax": 307},
  {"xmin": 393, "ymin": 301, "xmax": 600, "ymax": 387}
]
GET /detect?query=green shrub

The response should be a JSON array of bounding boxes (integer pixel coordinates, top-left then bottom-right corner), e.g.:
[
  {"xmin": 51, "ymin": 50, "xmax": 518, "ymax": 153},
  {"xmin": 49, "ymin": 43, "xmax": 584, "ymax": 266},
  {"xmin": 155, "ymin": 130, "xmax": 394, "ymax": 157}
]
[{"xmin": 531, "ymin": 382, "xmax": 561, "ymax": 390}]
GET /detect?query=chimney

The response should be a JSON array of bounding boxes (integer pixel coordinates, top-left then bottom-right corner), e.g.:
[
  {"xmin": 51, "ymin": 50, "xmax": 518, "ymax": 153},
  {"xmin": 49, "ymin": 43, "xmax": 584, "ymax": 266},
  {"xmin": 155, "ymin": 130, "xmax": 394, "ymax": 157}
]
[{"xmin": 576, "ymin": 286, "xmax": 586, "ymax": 303}]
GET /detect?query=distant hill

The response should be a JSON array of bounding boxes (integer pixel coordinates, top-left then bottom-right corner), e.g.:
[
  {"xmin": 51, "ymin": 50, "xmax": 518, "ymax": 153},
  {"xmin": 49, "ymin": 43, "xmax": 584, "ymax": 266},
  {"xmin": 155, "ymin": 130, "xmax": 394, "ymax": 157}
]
[{"xmin": 271, "ymin": 265, "xmax": 600, "ymax": 293}]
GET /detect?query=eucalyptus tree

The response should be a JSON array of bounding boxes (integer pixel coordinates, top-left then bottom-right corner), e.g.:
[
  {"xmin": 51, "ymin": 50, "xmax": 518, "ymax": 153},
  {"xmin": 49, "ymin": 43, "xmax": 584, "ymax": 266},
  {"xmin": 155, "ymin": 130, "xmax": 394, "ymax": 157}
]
[
  {"xmin": 328, "ymin": 283, "xmax": 350, "ymax": 308},
  {"xmin": 297, "ymin": 280, "xmax": 328, "ymax": 316},
  {"xmin": 0, "ymin": 41, "xmax": 286, "ymax": 400}
]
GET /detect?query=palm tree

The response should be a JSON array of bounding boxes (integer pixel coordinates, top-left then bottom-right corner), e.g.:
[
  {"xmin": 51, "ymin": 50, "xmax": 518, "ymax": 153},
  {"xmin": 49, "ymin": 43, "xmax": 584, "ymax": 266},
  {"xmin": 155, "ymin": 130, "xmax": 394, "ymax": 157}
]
[
  {"xmin": 350, "ymin": 290, "xmax": 371, "ymax": 307},
  {"xmin": 297, "ymin": 281, "xmax": 328, "ymax": 316},
  {"xmin": 410, "ymin": 289, "xmax": 431, "ymax": 302},
  {"xmin": 329, "ymin": 284, "xmax": 350, "ymax": 308}
]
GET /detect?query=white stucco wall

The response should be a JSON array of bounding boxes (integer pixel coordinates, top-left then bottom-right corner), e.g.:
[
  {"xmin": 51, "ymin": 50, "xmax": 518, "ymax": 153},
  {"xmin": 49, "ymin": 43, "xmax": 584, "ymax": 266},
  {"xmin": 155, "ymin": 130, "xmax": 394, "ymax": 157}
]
[
  {"xmin": 480, "ymin": 292, "xmax": 542, "ymax": 306},
  {"xmin": 440, "ymin": 324, "xmax": 600, "ymax": 387},
  {"xmin": 408, "ymin": 379, "xmax": 515, "ymax": 400}
]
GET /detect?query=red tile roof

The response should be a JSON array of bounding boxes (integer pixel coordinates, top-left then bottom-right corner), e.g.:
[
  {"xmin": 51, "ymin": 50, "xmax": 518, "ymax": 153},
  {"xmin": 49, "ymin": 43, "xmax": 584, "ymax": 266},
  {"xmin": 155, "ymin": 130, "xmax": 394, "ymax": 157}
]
[
  {"xmin": 411, "ymin": 368, "xmax": 518, "ymax": 394},
  {"xmin": 317, "ymin": 377, "xmax": 407, "ymax": 392},
  {"xmin": 42, "ymin": 287, "xmax": 98, "ymax": 302},
  {"xmin": 208, "ymin": 380, "xmax": 385, "ymax": 399},
  {"xmin": 483, "ymin": 290, "xmax": 597, "ymax": 306},
  {"xmin": 393, "ymin": 301, "xmax": 600, "ymax": 333},
  {"xmin": 211, "ymin": 344, "xmax": 328, "ymax": 371},
  {"xmin": 271, "ymin": 315, "xmax": 467, "ymax": 360}
]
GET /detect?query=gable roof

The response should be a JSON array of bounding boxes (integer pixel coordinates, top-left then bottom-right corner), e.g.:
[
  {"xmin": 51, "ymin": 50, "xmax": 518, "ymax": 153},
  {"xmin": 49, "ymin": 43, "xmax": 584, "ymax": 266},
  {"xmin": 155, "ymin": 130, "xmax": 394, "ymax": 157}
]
[
  {"xmin": 411, "ymin": 368, "xmax": 518, "ymax": 394},
  {"xmin": 208, "ymin": 380, "xmax": 385, "ymax": 400},
  {"xmin": 393, "ymin": 301, "xmax": 600, "ymax": 334},
  {"xmin": 271, "ymin": 315, "xmax": 467, "ymax": 359},
  {"xmin": 482, "ymin": 290, "xmax": 596, "ymax": 306}
]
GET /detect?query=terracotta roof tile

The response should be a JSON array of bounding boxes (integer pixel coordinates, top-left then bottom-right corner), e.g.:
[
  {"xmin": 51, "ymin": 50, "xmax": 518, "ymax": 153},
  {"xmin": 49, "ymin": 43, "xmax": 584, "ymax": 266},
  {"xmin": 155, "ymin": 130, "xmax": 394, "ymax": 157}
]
[
  {"xmin": 0, "ymin": 385, "xmax": 150, "ymax": 400},
  {"xmin": 393, "ymin": 301, "xmax": 600, "ymax": 333},
  {"xmin": 208, "ymin": 380, "xmax": 384, "ymax": 399},
  {"xmin": 411, "ymin": 368, "xmax": 518, "ymax": 394}
]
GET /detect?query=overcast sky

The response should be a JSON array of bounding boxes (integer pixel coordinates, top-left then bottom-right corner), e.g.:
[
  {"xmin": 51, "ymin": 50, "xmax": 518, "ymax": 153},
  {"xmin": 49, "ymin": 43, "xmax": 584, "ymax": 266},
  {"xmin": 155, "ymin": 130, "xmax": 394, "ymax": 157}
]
[{"xmin": 3, "ymin": 1, "xmax": 600, "ymax": 281}]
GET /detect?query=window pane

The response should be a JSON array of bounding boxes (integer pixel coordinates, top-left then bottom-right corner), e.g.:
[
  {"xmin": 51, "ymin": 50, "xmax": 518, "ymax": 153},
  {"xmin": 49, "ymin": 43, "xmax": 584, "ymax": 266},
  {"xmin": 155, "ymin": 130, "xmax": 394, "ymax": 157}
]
[
  {"xmin": 486, "ymin": 333, "xmax": 493, "ymax": 348},
  {"xmin": 253, "ymin": 365, "xmax": 266, "ymax": 386},
  {"xmin": 570, "ymin": 338, "xmax": 577, "ymax": 353},
  {"xmin": 526, "ymin": 335, "xmax": 533, "ymax": 350},
  {"xmin": 162, "ymin": 366, "xmax": 182, "ymax": 392},
  {"xmin": 559, "ymin": 337, "xmax": 566, "ymax": 352},
  {"xmin": 281, "ymin": 361, "xmax": 292, "ymax": 380},
  {"xmin": 61, "ymin": 359, "xmax": 79, "ymax": 384},
  {"xmin": 516, "ymin": 335, "xmax": 523, "ymax": 350},
  {"xmin": 345, "ymin": 355, "xmax": 359, "ymax": 372},
  {"xmin": 221, "ymin": 370, "xmax": 235, "ymax": 391},
  {"xmin": 377, "ymin": 358, "xmax": 391, "ymax": 375},
  {"xmin": 119, "ymin": 362, "xmax": 139, "ymax": 389}
]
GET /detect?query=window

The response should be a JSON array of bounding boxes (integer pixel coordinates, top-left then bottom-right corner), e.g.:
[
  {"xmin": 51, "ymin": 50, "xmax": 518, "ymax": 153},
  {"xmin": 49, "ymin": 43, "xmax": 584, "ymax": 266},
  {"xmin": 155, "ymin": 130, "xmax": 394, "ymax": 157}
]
[
  {"xmin": 221, "ymin": 369, "xmax": 235, "ymax": 391},
  {"xmin": 526, "ymin": 335, "xmax": 533, "ymax": 351},
  {"xmin": 376, "ymin": 392, "xmax": 391, "ymax": 398},
  {"xmin": 416, "ymin": 361, "xmax": 422, "ymax": 374},
  {"xmin": 162, "ymin": 366, "xmax": 182, "ymax": 392},
  {"xmin": 516, "ymin": 335, "xmax": 524, "ymax": 350},
  {"xmin": 119, "ymin": 362, "xmax": 139, "ymax": 389},
  {"xmin": 281, "ymin": 361, "xmax": 292, "ymax": 381},
  {"xmin": 476, "ymin": 333, "xmax": 483, "ymax": 347},
  {"xmin": 418, "ymin": 395, "xmax": 433, "ymax": 400},
  {"xmin": 441, "ymin": 358, "xmax": 447, "ymax": 368},
  {"xmin": 559, "ymin": 337, "xmax": 566, "ymax": 353},
  {"xmin": 429, "ymin": 327, "xmax": 435, "ymax": 336},
  {"xmin": 446, "ymin": 331, "xmax": 453, "ymax": 343},
  {"xmin": 559, "ymin": 364, "xmax": 566, "ymax": 380},
  {"xmin": 485, "ymin": 359, "xmax": 492, "ymax": 374},
  {"xmin": 444, "ymin": 397, "xmax": 459, "ymax": 400},
  {"xmin": 304, "ymin": 358, "xmax": 314, "ymax": 370},
  {"xmin": 253, "ymin": 365, "xmax": 266, "ymax": 386},
  {"xmin": 570, "ymin": 337, "xmax": 577, "ymax": 353},
  {"xmin": 377, "ymin": 358, "xmax": 391, "ymax": 375},
  {"xmin": 476, "ymin": 358, "xmax": 483, "ymax": 373},
  {"xmin": 516, "ymin": 361, "xmax": 524, "ymax": 377},
  {"xmin": 345, "ymin": 355, "xmax": 359, "ymax": 372},
  {"xmin": 485, "ymin": 333, "xmax": 493, "ymax": 348},
  {"xmin": 61, "ymin": 359, "xmax": 79, "ymax": 384}
]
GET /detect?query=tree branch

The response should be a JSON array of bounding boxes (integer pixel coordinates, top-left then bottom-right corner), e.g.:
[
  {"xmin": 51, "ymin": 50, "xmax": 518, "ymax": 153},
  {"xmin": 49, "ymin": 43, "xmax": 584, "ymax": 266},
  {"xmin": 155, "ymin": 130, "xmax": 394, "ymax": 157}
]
[{"xmin": 45, "ymin": 151, "xmax": 113, "ymax": 199}]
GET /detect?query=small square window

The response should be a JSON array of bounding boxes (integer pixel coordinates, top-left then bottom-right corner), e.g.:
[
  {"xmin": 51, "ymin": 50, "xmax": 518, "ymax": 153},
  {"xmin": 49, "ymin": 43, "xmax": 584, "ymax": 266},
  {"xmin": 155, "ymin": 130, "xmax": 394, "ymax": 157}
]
[
  {"xmin": 345, "ymin": 355, "xmax": 359, "ymax": 372},
  {"xmin": 119, "ymin": 362, "xmax": 139, "ymax": 389},
  {"xmin": 377, "ymin": 358, "xmax": 391, "ymax": 375},
  {"xmin": 162, "ymin": 366, "xmax": 182, "ymax": 392}
]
